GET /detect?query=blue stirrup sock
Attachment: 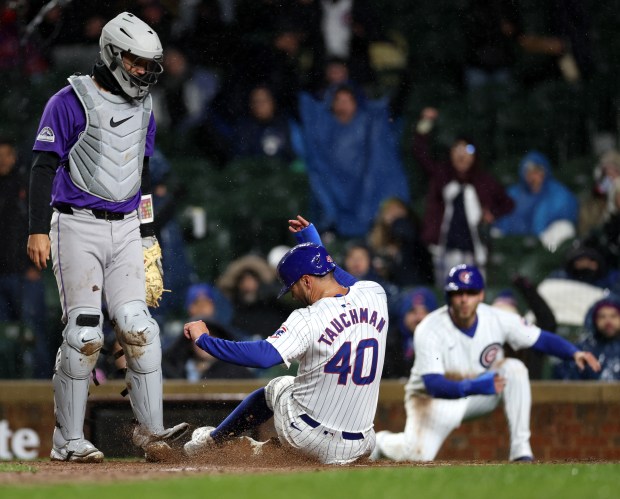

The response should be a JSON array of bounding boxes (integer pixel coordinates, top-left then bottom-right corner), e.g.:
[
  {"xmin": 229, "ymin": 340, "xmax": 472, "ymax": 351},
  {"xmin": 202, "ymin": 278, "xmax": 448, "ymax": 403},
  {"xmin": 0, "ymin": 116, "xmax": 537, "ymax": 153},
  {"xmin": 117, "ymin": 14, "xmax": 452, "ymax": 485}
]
[{"xmin": 211, "ymin": 387, "xmax": 274, "ymax": 443}]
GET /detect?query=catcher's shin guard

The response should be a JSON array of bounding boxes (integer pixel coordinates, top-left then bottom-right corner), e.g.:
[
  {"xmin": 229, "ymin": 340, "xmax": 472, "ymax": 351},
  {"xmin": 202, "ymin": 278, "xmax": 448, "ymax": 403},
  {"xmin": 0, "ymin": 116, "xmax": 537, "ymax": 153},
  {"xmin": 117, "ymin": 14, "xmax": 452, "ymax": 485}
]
[
  {"xmin": 54, "ymin": 309, "xmax": 103, "ymax": 440},
  {"xmin": 113, "ymin": 300, "xmax": 164, "ymax": 434}
]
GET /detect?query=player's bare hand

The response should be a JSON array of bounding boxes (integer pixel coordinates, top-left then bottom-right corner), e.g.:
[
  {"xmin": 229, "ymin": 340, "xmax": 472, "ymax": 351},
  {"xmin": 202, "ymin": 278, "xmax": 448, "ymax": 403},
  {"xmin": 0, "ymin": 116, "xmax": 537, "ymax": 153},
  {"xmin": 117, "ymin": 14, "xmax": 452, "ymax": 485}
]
[
  {"xmin": 288, "ymin": 215, "xmax": 310, "ymax": 234},
  {"xmin": 494, "ymin": 374, "xmax": 507, "ymax": 394},
  {"xmin": 184, "ymin": 320, "xmax": 210, "ymax": 342},
  {"xmin": 27, "ymin": 234, "xmax": 51, "ymax": 270},
  {"xmin": 574, "ymin": 351, "xmax": 601, "ymax": 372}
]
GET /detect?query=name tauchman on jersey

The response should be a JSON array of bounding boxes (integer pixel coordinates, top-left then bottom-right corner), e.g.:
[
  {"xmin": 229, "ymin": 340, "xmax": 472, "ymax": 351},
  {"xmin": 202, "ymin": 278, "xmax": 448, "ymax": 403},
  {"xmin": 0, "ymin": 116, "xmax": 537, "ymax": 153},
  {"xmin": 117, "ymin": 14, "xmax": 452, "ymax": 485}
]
[{"xmin": 318, "ymin": 307, "xmax": 386, "ymax": 346}]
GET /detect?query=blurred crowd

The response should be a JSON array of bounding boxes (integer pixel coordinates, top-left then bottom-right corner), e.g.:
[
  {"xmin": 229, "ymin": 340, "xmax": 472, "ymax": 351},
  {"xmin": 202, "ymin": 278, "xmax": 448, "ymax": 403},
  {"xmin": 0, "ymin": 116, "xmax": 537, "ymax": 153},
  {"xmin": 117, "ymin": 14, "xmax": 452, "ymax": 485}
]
[{"xmin": 1, "ymin": 0, "xmax": 619, "ymax": 382}]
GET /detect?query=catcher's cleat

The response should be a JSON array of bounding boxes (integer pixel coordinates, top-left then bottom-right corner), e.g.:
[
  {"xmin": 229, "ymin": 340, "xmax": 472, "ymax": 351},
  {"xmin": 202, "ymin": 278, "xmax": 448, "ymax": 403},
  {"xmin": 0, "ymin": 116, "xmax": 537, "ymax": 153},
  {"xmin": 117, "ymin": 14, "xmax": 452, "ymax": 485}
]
[
  {"xmin": 132, "ymin": 422, "xmax": 190, "ymax": 449},
  {"xmin": 51, "ymin": 430, "xmax": 104, "ymax": 463},
  {"xmin": 183, "ymin": 426, "xmax": 216, "ymax": 457},
  {"xmin": 143, "ymin": 441, "xmax": 175, "ymax": 462}
]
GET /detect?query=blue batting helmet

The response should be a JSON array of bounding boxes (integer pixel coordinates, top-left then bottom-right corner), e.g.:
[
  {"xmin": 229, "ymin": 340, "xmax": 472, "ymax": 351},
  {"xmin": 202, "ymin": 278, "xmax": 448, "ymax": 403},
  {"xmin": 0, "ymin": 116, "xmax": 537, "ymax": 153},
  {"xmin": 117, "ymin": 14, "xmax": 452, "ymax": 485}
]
[
  {"xmin": 444, "ymin": 264, "xmax": 484, "ymax": 297},
  {"xmin": 276, "ymin": 243, "xmax": 336, "ymax": 298}
]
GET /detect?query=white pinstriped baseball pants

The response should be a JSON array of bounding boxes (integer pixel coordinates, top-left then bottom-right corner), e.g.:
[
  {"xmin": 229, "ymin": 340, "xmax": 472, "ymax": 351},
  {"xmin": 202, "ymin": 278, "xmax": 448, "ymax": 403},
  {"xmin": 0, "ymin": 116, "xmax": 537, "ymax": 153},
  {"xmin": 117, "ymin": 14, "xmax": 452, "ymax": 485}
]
[
  {"xmin": 264, "ymin": 376, "xmax": 376, "ymax": 465},
  {"xmin": 375, "ymin": 358, "xmax": 533, "ymax": 461}
]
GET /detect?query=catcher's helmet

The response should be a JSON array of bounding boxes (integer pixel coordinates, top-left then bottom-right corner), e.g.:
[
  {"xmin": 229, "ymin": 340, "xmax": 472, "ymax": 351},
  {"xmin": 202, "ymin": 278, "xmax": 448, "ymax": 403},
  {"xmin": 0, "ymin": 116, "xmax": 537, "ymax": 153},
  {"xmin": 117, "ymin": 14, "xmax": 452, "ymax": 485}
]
[
  {"xmin": 277, "ymin": 243, "xmax": 336, "ymax": 298},
  {"xmin": 444, "ymin": 264, "xmax": 484, "ymax": 296},
  {"xmin": 100, "ymin": 12, "xmax": 163, "ymax": 100}
]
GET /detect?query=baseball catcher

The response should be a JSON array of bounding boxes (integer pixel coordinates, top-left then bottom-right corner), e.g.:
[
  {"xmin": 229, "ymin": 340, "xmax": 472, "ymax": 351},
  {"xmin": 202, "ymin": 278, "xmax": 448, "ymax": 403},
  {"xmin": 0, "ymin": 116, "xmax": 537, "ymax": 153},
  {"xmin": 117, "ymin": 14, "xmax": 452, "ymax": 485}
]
[{"xmin": 27, "ymin": 12, "xmax": 188, "ymax": 462}]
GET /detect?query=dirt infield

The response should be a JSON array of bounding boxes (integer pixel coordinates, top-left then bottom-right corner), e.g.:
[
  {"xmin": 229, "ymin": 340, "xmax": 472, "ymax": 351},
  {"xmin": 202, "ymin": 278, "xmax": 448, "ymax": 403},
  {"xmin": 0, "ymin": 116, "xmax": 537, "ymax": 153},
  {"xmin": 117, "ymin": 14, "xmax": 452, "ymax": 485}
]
[
  {"xmin": 0, "ymin": 437, "xmax": 464, "ymax": 486},
  {"xmin": 0, "ymin": 437, "xmax": 614, "ymax": 486},
  {"xmin": 0, "ymin": 438, "xmax": 338, "ymax": 485}
]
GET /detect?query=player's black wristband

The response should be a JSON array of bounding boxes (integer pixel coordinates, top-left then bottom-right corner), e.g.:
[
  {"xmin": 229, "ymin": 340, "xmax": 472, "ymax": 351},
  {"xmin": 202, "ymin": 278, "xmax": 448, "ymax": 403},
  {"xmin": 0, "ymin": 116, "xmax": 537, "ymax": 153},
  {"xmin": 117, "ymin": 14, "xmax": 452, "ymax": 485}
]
[
  {"xmin": 140, "ymin": 222, "xmax": 156, "ymax": 238},
  {"xmin": 140, "ymin": 156, "xmax": 152, "ymax": 195}
]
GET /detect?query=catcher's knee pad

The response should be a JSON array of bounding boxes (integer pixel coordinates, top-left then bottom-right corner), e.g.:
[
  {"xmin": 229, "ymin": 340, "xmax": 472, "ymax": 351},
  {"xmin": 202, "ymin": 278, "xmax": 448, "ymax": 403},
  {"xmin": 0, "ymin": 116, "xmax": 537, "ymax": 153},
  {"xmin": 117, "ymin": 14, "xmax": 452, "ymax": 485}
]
[
  {"xmin": 58, "ymin": 308, "xmax": 104, "ymax": 379},
  {"xmin": 113, "ymin": 300, "xmax": 161, "ymax": 373}
]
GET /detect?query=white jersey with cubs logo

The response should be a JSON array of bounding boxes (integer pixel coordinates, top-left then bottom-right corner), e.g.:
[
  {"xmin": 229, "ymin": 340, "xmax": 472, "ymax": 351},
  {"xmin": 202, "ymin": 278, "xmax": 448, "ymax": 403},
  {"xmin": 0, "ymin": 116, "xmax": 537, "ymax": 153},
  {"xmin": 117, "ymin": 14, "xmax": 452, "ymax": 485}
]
[
  {"xmin": 406, "ymin": 302, "xmax": 541, "ymax": 396},
  {"xmin": 267, "ymin": 280, "xmax": 388, "ymax": 432}
]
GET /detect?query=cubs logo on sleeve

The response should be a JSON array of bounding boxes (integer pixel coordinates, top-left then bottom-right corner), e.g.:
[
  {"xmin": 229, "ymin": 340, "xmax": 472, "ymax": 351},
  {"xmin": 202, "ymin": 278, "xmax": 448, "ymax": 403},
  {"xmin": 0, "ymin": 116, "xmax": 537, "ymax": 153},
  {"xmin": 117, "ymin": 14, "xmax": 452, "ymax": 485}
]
[{"xmin": 270, "ymin": 325, "xmax": 288, "ymax": 339}]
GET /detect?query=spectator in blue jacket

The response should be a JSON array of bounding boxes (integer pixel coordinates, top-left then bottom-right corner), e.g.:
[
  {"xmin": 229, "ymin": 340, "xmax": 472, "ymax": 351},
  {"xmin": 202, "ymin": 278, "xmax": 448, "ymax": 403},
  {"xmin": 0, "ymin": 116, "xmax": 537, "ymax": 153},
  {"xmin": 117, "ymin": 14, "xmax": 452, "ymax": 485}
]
[
  {"xmin": 554, "ymin": 296, "xmax": 620, "ymax": 381},
  {"xmin": 295, "ymin": 85, "xmax": 410, "ymax": 238},
  {"xmin": 494, "ymin": 151, "xmax": 579, "ymax": 248}
]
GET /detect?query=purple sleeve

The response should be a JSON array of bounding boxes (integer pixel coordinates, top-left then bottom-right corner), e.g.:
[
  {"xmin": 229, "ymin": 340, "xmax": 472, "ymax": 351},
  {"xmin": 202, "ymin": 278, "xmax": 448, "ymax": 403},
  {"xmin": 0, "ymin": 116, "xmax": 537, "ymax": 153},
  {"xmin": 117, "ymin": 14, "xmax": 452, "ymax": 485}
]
[
  {"xmin": 33, "ymin": 88, "xmax": 85, "ymax": 160},
  {"xmin": 144, "ymin": 112, "xmax": 156, "ymax": 157},
  {"xmin": 531, "ymin": 330, "xmax": 578, "ymax": 359},
  {"xmin": 423, "ymin": 372, "xmax": 497, "ymax": 399},
  {"xmin": 195, "ymin": 335, "xmax": 283, "ymax": 368}
]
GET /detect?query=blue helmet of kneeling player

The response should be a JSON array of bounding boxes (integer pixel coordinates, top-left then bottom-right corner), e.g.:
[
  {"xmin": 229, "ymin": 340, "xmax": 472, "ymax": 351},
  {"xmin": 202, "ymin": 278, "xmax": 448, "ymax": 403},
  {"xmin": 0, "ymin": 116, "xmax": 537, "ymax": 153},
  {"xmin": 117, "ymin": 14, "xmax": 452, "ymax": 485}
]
[
  {"xmin": 277, "ymin": 243, "xmax": 336, "ymax": 298},
  {"xmin": 444, "ymin": 264, "xmax": 484, "ymax": 301}
]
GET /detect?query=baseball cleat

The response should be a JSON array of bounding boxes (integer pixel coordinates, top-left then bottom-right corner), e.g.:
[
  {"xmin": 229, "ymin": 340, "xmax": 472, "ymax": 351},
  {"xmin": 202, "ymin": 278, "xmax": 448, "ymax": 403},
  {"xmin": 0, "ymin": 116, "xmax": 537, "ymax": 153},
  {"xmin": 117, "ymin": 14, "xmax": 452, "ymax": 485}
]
[
  {"xmin": 132, "ymin": 422, "xmax": 190, "ymax": 449},
  {"xmin": 512, "ymin": 455, "xmax": 534, "ymax": 462},
  {"xmin": 51, "ymin": 430, "xmax": 104, "ymax": 463},
  {"xmin": 143, "ymin": 441, "xmax": 175, "ymax": 462},
  {"xmin": 183, "ymin": 426, "xmax": 216, "ymax": 457}
]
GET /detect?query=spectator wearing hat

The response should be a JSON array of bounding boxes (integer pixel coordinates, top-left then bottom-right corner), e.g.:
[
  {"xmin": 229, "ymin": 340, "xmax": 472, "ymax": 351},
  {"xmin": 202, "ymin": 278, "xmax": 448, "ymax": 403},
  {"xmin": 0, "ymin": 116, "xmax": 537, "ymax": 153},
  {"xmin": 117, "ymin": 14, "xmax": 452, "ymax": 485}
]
[
  {"xmin": 494, "ymin": 151, "xmax": 579, "ymax": 250},
  {"xmin": 554, "ymin": 296, "xmax": 620, "ymax": 381},
  {"xmin": 549, "ymin": 246, "xmax": 620, "ymax": 293},
  {"xmin": 383, "ymin": 287, "xmax": 438, "ymax": 379},
  {"xmin": 216, "ymin": 255, "xmax": 291, "ymax": 339},
  {"xmin": 399, "ymin": 288, "xmax": 438, "ymax": 363},
  {"xmin": 581, "ymin": 163, "xmax": 620, "ymax": 272},
  {"xmin": 578, "ymin": 149, "xmax": 620, "ymax": 237},
  {"xmin": 367, "ymin": 197, "xmax": 434, "ymax": 288},
  {"xmin": 184, "ymin": 283, "xmax": 234, "ymax": 327}
]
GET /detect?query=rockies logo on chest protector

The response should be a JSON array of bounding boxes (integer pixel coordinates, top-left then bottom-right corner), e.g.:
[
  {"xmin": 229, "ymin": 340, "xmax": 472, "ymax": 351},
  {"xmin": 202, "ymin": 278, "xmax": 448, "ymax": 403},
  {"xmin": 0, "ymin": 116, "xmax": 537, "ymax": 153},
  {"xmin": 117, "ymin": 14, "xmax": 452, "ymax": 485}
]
[{"xmin": 67, "ymin": 75, "xmax": 151, "ymax": 201}]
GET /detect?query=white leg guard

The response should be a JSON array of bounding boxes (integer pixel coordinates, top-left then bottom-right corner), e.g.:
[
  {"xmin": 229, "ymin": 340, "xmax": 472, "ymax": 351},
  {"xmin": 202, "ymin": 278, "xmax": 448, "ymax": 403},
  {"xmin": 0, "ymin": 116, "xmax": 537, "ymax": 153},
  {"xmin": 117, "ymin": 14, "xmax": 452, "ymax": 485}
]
[
  {"xmin": 53, "ymin": 309, "xmax": 103, "ymax": 441},
  {"xmin": 113, "ymin": 301, "xmax": 164, "ymax": 434},
  {"xmin": 497, "ymin": 358, "xmax": 533, "ymax": 460}
]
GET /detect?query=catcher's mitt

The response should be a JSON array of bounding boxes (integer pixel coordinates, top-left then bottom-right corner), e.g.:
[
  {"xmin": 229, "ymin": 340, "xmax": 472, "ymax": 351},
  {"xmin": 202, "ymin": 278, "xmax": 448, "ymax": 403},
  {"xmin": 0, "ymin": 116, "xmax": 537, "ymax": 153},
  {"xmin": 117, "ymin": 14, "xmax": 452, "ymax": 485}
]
[{"xmin": 142, "ymin": 237, "xmax": 168, "ymax": 307}]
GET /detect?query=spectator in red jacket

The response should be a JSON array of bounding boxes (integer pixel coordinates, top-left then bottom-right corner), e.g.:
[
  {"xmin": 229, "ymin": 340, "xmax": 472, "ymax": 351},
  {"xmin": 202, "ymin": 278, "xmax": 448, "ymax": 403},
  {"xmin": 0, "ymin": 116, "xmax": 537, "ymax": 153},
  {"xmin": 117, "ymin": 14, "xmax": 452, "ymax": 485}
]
[{"xmin": 412, "ymin": 107, "xmax": 514, "ymax": 285}]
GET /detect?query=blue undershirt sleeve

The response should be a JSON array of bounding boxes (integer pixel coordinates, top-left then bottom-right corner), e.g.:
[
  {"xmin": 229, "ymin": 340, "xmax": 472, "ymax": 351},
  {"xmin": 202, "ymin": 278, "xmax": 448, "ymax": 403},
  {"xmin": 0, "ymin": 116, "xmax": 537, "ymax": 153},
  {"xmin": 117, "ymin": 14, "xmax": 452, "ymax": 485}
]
[
  {"xmin": 294, "ymin": 223, "xmax": 322, "ymax": 245},
  {"xmin": 333, "ymin": 266, "xmax": 358, "ymax": 287},
  {"xmin": 530, "ymin": 330, "xmax": 578, "ymax": 360},
  {"xmin": 195, "ymin": 335, "xmax": 284, "ymax": 369},
  {"xmin": 422, "ymin": 372, "xmax": 497, "ymax": 399},
  {"xmin": 293, "ymin": 223, "xmax": 358, "ymax": 287}
]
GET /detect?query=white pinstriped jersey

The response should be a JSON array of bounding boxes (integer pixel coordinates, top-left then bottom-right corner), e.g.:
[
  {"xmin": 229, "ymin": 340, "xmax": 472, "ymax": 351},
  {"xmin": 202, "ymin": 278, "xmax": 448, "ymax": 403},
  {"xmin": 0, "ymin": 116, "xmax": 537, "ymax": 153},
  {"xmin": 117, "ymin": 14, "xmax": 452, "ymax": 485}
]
[
  {"xmin": 406, "ymin": 303, "xmax": 541, "ymax": 396},
  {"xmin": 267, "ymin": 280, "xmax": 388, "ymax": 433}
]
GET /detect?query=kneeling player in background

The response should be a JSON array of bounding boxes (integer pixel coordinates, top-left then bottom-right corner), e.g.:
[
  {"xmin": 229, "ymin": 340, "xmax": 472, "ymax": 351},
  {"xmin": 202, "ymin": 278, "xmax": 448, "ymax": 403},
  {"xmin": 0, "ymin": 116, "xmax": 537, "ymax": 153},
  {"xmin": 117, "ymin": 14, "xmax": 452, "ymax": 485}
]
[{"xmin": 371, "ymin": 264, "xmax": 600, "ymax": 462}]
